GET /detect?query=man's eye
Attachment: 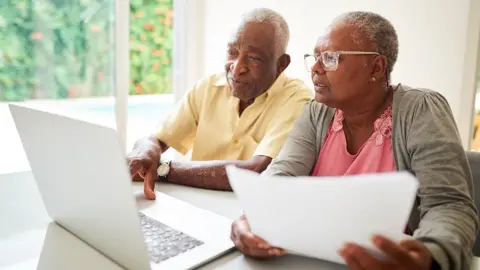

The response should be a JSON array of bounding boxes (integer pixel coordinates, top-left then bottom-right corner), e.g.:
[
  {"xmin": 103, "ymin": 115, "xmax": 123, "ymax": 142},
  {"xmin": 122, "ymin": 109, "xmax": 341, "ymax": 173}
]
[
  {"xmin": 228, "ymin": 50, "xmax": 238, "ymax": 56},
  {"xmin": 248, "ymin": 56, "xmax": 262, "ymax": 62}
]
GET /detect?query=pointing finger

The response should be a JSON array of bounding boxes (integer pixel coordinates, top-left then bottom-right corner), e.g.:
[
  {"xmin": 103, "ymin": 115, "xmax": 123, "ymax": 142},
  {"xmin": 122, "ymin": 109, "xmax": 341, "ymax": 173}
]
[{"xmin": 144, "ymin": 167, "xmax": 157, "ymax": 200}]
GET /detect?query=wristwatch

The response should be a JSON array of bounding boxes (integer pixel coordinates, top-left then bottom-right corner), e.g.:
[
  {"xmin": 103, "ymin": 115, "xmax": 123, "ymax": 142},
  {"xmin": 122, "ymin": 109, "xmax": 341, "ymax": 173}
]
[{"xmin": 157, "ymin": 160, "xmax": 171, "ymax": 181}]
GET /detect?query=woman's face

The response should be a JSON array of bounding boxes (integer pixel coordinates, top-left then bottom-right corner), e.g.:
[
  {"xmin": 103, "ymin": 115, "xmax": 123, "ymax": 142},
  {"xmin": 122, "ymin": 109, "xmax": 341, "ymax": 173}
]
[{"xmin": 310, "ymin": 25, "xmax": 385, "ymax": 108}]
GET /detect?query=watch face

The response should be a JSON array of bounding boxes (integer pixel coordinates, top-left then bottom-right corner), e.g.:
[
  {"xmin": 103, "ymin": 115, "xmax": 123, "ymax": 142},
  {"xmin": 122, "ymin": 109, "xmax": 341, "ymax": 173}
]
[{"xmin": 157, "ymin": 164, "xmax": 169, "ymax": 176}]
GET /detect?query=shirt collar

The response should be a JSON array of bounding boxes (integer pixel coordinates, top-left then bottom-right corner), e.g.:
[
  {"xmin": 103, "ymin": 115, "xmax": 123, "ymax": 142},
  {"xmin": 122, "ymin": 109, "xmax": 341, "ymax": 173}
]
[{"xmin": 214, "ymin": 74, "xmax": 227, "ymax": 86}]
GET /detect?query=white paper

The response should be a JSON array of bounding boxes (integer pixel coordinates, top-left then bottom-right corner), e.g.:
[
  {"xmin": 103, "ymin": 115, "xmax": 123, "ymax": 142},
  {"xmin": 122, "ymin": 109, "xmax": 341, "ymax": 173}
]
[{"xmin": 225, "ymin": 166, "xmax": 418, "ymax": 264}]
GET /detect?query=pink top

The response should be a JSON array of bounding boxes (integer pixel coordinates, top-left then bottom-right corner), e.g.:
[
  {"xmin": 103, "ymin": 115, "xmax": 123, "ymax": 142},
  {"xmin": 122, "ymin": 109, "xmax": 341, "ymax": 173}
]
[{"xmin": 311, "ymin": 102, "xmax": 395, "ymax": 176}]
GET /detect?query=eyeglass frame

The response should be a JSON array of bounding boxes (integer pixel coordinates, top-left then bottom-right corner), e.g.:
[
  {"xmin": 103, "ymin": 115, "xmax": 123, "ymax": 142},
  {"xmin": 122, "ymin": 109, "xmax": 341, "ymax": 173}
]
[{"xmin": 304, "ymin": 51, "xmax": 380, "ymax": 72}]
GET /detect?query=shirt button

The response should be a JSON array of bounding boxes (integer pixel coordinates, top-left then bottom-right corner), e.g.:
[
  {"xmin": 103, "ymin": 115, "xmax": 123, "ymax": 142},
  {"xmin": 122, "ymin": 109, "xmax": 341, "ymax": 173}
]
[{"xmin": 233, "ymin": 138, "xmax": 239, "ymax": 144}]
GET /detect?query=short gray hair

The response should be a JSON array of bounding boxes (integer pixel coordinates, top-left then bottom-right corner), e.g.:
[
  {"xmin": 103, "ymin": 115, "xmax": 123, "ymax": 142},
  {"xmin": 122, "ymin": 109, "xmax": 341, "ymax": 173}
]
[
  {"xmin": 332, "ymin": 11, "xmax": 399, "ymax": 81},
  {"xmin": 236, "ymin": 8, "xmax": 290, "ymax": 56}
]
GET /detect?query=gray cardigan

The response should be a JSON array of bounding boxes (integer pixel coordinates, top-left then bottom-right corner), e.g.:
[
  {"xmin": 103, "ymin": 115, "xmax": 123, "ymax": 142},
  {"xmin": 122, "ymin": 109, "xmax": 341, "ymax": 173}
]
[{"xmin": 263, "ymin": 84, "xmax": 479, "ymax": 270}]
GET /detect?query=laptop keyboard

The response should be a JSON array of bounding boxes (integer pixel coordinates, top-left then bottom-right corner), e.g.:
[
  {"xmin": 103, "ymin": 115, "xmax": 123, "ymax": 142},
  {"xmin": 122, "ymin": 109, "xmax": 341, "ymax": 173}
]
[{"xmin": 139, "ymin": 212, "xmax": 204, "ymax": 263}]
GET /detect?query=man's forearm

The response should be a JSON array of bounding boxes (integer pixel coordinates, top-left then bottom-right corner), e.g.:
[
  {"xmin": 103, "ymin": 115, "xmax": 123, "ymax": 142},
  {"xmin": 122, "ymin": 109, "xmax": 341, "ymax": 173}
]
[
  {"xmin": 166, "ymin": 157, "xmax": 271, "ymax": 191},
  {"xmin": 133, "ymin": 135, "xmax": 169, "ymax": 156}
]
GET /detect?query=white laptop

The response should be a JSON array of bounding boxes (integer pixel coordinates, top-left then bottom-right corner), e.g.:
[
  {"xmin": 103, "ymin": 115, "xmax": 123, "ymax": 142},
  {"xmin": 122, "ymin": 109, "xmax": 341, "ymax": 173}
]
[{"xmin": 8, "ymin": 103, "xmax": 234, "ymax": 270}]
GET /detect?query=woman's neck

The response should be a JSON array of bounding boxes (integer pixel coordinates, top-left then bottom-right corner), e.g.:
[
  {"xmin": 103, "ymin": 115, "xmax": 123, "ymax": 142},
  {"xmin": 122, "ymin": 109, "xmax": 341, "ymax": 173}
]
[{"xmin": 342, "ymin": 90, "xmax": 391, "ymax": 129}]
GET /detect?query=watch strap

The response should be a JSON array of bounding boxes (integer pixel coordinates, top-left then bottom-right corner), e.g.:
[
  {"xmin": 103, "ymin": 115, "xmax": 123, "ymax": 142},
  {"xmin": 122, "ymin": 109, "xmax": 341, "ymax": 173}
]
[{"xmin": 158, "ymin": 175, "xmax": 168, "ymax": 182}]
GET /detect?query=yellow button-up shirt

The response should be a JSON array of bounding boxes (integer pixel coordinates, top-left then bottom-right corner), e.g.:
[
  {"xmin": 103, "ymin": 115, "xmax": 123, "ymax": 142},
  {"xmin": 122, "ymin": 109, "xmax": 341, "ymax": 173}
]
[{"xmin": 155, "ymin": 72, "xmax": 313, "ymax": 161}]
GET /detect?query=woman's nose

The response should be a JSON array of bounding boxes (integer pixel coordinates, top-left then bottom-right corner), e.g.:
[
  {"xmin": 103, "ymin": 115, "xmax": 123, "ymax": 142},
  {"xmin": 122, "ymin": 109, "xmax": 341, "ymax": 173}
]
[{"xmin": 311, "ymin": 60, "xmax": 326, "ymax": 75}]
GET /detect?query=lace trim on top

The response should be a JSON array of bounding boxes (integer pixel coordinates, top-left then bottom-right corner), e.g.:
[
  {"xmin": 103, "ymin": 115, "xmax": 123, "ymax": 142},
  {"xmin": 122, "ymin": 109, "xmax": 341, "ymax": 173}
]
[{"xmin": 331, "ymin": 105, "xmax": 393, "ymax": 147}]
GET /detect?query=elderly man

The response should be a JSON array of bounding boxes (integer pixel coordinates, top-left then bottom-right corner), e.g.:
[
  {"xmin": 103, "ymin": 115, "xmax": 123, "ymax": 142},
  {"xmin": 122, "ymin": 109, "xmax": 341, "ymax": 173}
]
[{"xmin": 128, "ymin": 8, "xmax": 312, "ymax": 199}]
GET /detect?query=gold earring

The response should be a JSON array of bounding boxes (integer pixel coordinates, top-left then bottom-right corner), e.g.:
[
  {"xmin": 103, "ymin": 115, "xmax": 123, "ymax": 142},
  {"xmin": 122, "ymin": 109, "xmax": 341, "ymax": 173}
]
[{"xmin": 370, "ymin": 77, "xmax": 376, "ymax": 82}]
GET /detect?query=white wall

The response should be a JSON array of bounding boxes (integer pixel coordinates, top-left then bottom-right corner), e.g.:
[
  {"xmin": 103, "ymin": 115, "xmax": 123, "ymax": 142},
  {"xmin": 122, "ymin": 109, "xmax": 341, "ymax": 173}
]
[{"xmin": 197, "ymin": 0, "xmax": 480, "ymax": 148}]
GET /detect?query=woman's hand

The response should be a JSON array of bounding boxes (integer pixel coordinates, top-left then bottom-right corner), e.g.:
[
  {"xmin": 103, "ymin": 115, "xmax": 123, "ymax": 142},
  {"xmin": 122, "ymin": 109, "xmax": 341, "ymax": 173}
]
[
  {"xmin": 338, "ymin": 235, "xmax": 432, "ymax": 270},
  {"xmin": 230, "ymin": 216, "xmax": 286, "ymax": 259}
]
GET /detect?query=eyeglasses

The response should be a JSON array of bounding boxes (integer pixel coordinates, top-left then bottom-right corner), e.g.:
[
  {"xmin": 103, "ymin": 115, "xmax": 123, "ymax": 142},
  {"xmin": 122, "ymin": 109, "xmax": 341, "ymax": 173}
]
[{"xmin": 304, "ymin": 51, "xmax": 380, "ymax": 72}]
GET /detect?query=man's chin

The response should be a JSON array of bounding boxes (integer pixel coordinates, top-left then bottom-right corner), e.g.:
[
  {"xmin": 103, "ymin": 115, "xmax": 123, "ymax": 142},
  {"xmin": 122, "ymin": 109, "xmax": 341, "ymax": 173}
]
[{"xmin": 231, "ymin": 88, "xmax": 248, "ymax": 100}]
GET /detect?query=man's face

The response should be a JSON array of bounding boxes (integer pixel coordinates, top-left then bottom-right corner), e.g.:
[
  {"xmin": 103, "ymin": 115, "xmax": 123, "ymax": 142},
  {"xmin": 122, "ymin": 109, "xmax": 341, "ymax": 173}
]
[{"xmin": 225, "ymin": 22, "xmax": 285, "ymax": 102}]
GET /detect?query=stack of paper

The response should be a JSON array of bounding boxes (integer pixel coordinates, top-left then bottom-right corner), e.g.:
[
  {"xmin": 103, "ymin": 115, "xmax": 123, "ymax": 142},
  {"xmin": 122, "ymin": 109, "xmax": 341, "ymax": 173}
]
[{"xmin": 226, "ymin": 166, "xmax": 418, "ymax": 264}]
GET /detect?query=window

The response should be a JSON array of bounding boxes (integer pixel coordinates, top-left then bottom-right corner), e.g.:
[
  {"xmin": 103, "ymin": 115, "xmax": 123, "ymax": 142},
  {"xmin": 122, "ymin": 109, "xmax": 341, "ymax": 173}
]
[
  {"xmin": 126, "ymin": 0, "xmax": 174, "ymax": 152},
  {"xmin": 0, "ymin": 0, "xmax": 196, "ymax": 174},
  {"xmin": 472, "ymin": 65, "xmax": 480, "ymax": 151},
  {"xmin": 0, "ymin": 0, "xmax": 118, "ymax": 174},
  {"xmin": 126, "ymin": 0, "xmax": 205, "ymax": 161}
]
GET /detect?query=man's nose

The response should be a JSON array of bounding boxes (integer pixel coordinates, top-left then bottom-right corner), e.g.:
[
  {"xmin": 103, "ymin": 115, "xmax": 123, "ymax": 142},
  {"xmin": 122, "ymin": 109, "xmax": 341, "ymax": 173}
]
[{"xmin": 230, "ymin": 57, "xmax": 248, "ymax": 77}]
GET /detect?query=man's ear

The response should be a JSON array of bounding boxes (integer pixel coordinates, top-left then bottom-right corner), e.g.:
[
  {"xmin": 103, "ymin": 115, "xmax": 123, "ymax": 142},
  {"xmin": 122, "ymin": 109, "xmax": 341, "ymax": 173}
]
[{"xmin": 276, "ymin": 54, "xmax": 291, "ymax": 75}]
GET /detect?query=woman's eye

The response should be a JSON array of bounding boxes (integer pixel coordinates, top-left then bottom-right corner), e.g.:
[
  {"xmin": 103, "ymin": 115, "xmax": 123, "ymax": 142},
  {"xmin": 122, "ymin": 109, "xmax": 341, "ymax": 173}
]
[{"xmin": 324, "ymin": 54, "xmax": 335, "ymax": 63}]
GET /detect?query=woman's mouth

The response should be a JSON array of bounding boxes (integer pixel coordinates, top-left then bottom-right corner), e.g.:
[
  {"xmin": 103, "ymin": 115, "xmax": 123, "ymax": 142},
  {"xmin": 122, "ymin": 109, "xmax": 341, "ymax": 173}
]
[{"xmin": 313, "ymin": 83, "xmax": 329, "ymax": 92}]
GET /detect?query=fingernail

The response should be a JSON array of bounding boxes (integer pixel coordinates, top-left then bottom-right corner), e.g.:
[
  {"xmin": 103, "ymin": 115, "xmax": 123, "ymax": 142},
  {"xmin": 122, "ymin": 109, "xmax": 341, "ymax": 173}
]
[
  {"xmin": 372, "ymin": 235, "xmax": 382, "ymax": 245},
  {"xmin": 258, "ymin": 243, "xmax": 269, "ymax": 249},
  {"xmin": 343, "ymin": 243, "xmax": 353, "ymax": 254},
  {"xmin": 267, "ymin": 249, "xmax": 282, "ymax": 256},
  {"xmin": 147, "ymin": 192, "xmax": 156, "ymax": 200}
]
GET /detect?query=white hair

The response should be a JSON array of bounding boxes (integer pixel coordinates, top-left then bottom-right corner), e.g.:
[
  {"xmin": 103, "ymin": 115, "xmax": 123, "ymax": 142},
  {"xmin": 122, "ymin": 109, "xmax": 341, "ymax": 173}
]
[
  {"xmin": 332, "ymin": 11, "xmax": 399, "ymax": 81},
  {"xmin": 234, "ymin": 8, "xmax": 290, "ymax": 56}
]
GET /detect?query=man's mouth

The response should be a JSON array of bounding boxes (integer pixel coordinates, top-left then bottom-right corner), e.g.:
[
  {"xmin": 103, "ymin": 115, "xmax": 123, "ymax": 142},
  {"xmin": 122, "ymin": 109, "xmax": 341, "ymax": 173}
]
[{"xmin": 228, "ymin": 77, "xmax": 248, "ymax": 86}]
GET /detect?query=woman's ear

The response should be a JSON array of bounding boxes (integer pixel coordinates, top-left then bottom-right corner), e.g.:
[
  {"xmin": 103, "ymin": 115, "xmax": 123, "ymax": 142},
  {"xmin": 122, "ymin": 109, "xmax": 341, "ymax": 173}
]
[
  {"xmin": 372, "ymin": 55, "xmax": 387, "ymax": 79},
  {"xmin": 277, "ymin": 54, "xmax": 291, "ymax": 75}
]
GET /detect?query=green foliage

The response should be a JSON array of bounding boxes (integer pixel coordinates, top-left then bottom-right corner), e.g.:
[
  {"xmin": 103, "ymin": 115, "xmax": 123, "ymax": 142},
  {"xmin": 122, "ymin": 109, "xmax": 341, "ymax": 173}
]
[
  {"xmin": 0, "ymin": 0, "xmax": 173, "ymax": 101},
  {"xmin": 130, "ymin": 0, "xmax": 173, "ymax": 95}
]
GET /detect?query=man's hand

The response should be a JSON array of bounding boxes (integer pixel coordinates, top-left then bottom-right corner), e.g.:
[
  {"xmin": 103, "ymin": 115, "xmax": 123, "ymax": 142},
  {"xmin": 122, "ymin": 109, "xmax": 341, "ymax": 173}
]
[
  {"xmin": 126, "ymin": 136, "xmax": 162, "ymax": 200},
  {"xmin": 230, "ymin": 216, "xmax": 286, "ymax": 259},
  {"xmin": 338, "ymin": 235, "xmax": 432, "ymax": 270}
]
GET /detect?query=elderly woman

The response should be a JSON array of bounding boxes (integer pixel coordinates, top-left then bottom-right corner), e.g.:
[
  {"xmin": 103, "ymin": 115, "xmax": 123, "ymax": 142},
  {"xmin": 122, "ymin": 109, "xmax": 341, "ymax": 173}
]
[{"xmin": 230, "ymin": 11, "xmax": 479, "ymax": 270}]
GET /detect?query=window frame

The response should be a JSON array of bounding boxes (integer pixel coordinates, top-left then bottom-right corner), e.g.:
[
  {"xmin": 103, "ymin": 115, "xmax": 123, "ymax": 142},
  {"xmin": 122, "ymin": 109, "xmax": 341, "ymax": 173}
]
[
  {"xmin": 459, "ymin": 0, "xmax": 480, "ymax": 150},
  {"xmin": 114, "ymin": 0, "xmax": 130, "ymax": 154},
  {"xmin": 115, "ymin": 0, "xmax": 206, "ymax": 154}
]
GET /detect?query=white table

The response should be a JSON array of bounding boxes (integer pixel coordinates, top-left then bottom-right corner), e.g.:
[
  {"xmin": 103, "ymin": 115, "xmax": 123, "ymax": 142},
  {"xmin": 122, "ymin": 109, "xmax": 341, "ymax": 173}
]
[{"xmin": 1, "ymin": 171, "xmax": 479, "ymax": 270}]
